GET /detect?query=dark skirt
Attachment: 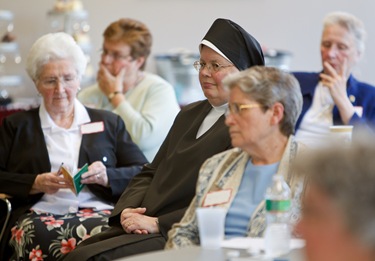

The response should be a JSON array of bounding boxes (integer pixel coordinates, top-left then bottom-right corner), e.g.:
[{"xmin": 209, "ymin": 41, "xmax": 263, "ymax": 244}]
[{"xmin": 8, "ymin": 208, "xmax": 111, "ymax": 261}]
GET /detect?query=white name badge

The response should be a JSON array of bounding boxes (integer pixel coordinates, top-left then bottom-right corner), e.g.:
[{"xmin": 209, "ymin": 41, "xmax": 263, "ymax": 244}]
[
  {"xmin": 202, "ymin": 189, "xmax": 232, "ymax": 207},
  {"xmin": 354, "ymin": 106, "xmax": 363, "ymax": 117},
  {"xmin": 81, "ymin": 121, "xmax": 104, "ymax": 134}
]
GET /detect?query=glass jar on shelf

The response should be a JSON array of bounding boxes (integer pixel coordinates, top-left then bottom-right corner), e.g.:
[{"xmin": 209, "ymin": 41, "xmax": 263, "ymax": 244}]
[
  {"xmin": 0, "ymin": 10, "xmax": 14, "ymax": 42},
  {"xmin": 47, "ymin": 8, "xmax": 94, "ymax": 87},
  {"xmin": 155, "ymin": 49, "xmax": 205, "ymax": 106},
  {"xmin": 47, "ymin": 9, "xmax": 89, "ymax": 36},
  {"xmin": 0, "ymin": 42, "xmax": 23, "ymax": 105},
  {"xmin": 79, "ymin": 43, "xmax": 95, "ymax": 87}
]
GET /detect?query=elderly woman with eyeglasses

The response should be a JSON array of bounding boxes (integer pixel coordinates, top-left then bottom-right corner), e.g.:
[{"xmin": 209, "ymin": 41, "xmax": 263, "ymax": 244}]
[
  {"xmin": 294, "ymin": 12, "xmax": 375, "ymax": 147},
  {"xmin": 166, "ymin": 66, "xmax": 305, "ymax": 249},
  {"xmin": 78, "ymin": 18, "xmax": 180, "ymax": 162},
  {"xmin": 0, "ymin": 32, "xmax": 148, "ymax": 260}
]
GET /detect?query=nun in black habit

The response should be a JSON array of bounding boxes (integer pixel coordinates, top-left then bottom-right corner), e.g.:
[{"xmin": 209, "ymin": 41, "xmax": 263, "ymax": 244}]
[{"xmin": 63, "ymin": 18, "xmax": 264, "ymax": 261}]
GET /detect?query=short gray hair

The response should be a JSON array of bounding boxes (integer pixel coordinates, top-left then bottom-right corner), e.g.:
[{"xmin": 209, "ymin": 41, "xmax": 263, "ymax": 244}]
[
  {"xmin": 323, "ymin": 11, "xmax": 367, "ymax": 55},
  {"xmin": 295, "ymin": 132, "xmax": 375, "ymax": 250},
  {"xmin": 26, "ymin": 32, "xmax": 87, "ymax": 81},
  {"xmin": 223, "ymin": 66, "xmax": 302, "ymax": 136}
]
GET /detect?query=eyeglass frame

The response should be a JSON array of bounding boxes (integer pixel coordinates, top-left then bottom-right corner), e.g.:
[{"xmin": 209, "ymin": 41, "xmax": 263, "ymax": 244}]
[
  {"xmin": 38, "ymin": 74, "xmax": 79, "ymax": 89},
  {"xmin": 100, "ymin": 48, "xmax": 134, "ymax": 62},
  {"xmin": 226, "ymin": 102, "xmax": 263, "ymax": 116},
  {"xmin": 193, "ymin": 60, "xmax": 234, "ymax": 73}
]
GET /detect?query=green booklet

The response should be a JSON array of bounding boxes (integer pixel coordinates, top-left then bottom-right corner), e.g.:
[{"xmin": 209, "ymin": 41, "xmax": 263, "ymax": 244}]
[{"xmin": 60, "ymin": 163, "xmax": 89, "ymax": 195}]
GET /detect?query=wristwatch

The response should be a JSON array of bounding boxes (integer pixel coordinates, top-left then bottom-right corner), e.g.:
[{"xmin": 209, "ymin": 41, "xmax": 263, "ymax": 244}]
[{"xmin": 108, "ymin": 91, "xmax": 121, "ymax": 101}]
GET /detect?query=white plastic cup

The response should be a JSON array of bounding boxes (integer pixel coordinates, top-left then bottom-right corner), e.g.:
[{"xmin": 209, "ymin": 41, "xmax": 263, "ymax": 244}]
[
  {"xmin": 196, "ymin": 207, "xmax": 226, "ymax": 249},
  {"xmin": 329, "ymin": 125, "xmax": 353, "ymax": 145}
]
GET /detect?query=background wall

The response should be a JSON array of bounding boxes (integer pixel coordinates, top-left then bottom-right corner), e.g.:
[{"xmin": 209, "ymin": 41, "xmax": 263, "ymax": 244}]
[{"xmin": 1, "ymin": 0, "xmax": 374, "ymax": 98}]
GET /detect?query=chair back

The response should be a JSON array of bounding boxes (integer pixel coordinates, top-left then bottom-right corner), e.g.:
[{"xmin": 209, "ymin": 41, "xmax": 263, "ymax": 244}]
[{"xmin": 0, "ymin": 196, "xmax": 12, "ymax": 243}]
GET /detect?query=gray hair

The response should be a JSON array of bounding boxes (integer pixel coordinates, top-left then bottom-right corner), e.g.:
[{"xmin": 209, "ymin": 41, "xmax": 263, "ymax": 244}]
[
  {"xmin": 223, "ymin": 66, "xmax": 302, "ymax": 136},
  {"xmin": 323, "ymin": 11, "xmax": 367, "ymax": 55},
  {"xmin": 26, "ymin": 32, "xmax": 87, "ymax": 81},
  {"xmin": 295, "ymin": 132, "xmax": 375, "ymax": 250}
]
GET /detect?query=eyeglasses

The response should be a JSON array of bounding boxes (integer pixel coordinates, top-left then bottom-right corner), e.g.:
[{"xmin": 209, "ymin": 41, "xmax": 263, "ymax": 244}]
[
  {"xmin": 226, "ymin": 103, "xmax": 262, "ymax": 116},
  {"xmin": 39, "ymin": 75, "xmax": 78, "ymax": 89},
  {"xmin": 100, "ymin": 49, "xmax": 133, "ymax": 62},
  {"xmin": 193, "ymin": 61, "xmax": 234, "ymax": 73}
]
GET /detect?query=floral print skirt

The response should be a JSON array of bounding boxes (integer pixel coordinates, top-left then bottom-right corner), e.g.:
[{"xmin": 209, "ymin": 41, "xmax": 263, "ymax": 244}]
[{"xmin": 9, "ymin": 208, "xmax": 111, "ymax": 261}]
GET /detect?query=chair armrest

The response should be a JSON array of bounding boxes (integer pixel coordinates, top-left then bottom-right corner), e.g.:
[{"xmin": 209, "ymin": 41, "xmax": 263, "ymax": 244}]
[
  {"xmin": 0, "ymin": 194, "xmax": 12, "ymax": 243},
  {"xmin": 0, "ymin": 193, "xmax": 11, "ymax": 199}
]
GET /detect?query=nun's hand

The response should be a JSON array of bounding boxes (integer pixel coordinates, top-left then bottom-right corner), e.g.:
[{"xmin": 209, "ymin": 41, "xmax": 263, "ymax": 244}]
[{"xmin": 121, "ymin": 208, "xmax": 159, "ymax": 234}]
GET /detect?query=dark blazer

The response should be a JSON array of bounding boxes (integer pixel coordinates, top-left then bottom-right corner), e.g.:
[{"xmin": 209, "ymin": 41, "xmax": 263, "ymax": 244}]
[
  {"xmin": 63, "ymin": 100, "xmax": 232, "ymax": 260},
  {"xmin": 293, "ymin": 72, "xmax": 375, "ymax": 131},
  {"xmin": 0, "ymin": 107, "xmax": 148, "ymax": 257}
]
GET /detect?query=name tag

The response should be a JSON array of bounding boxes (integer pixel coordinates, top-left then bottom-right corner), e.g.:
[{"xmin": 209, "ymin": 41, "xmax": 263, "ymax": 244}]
[
  {"xmin": 81, "ymin": 121, "xmax": 104, "ymax": 134},
  {"xmin": 202, "ymin": 189, "xmax": 232, "ymax": 207}
]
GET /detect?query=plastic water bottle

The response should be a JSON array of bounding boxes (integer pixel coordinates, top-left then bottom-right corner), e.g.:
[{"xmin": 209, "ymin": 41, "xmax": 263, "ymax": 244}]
[{"xmin": 264, "ymin": 174, "xmax": 291, "ymax": 258}]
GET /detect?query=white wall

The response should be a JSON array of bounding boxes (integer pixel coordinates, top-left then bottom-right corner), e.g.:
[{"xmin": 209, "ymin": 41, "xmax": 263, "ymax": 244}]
[{"xmin": 1, "ymin": 0, "xmax": 374, "ymax": 98}]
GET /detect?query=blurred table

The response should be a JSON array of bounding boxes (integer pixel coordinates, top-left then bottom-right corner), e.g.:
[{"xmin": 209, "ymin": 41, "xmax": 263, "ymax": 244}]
[{"xmin": 116, "ymin": 246, "xmax": 306, "ymax": 261}]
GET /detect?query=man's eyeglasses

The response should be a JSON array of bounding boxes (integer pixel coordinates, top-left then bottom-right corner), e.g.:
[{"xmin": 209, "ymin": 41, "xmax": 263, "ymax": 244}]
[
  {"xmin": 39, "ymin": 75, "xmax": 78, "ymax": 89},
  {"xmin": 226, "ymin": 103, "xmax": 262, "ymax": 116},
  {"xmin": 100, "ymin": 49, "xmax": 133, "ymax": 62},
  {"xmin": 193, "ymin": 61, "xmax": 233, "ymax": 73}
]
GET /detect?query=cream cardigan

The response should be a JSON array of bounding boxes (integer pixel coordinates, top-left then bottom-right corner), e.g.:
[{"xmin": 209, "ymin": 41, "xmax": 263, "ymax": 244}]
[{"xmin": 166, "ymin": 136, "xmax": 305, "ymax": 249}]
